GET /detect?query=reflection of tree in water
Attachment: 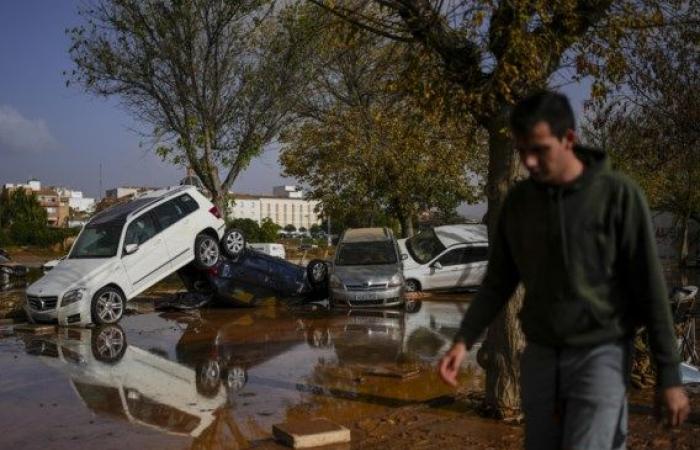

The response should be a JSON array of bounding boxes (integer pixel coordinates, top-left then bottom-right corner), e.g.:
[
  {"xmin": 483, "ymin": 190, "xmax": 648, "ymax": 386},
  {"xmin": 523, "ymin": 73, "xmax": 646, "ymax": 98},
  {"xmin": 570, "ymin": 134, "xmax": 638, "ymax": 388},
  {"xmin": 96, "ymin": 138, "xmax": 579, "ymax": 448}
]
[{"xmin": 190, "ymin": 407, "xmax": 249, "ymax": 450}]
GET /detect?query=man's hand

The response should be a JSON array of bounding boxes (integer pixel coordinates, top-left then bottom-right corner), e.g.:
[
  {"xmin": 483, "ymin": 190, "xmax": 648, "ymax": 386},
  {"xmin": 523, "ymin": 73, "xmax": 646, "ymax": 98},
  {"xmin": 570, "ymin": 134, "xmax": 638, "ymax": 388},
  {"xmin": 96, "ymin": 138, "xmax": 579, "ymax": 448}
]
[
  {"xmin": 655, "ymin": 386, "xmax": 691, "ymax": 427},
  {"xmin": 438, "ymin": 342, "xmax": 467, "ymax": 387}
]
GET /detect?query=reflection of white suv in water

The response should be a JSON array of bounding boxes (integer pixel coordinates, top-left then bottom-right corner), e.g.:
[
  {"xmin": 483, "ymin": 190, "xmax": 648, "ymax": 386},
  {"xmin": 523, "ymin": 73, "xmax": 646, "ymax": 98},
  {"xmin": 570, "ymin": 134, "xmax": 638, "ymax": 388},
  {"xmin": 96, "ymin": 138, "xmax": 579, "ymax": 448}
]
[{"xmin": 25, "ymin": 186, "xmax": 226, "ymax": 326}]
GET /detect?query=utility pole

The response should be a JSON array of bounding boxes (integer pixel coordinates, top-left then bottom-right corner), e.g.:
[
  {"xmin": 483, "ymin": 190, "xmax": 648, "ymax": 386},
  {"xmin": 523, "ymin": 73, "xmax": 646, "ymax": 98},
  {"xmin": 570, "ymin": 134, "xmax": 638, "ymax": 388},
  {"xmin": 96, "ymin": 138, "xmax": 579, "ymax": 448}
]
[{"xmin": 99, "ymin": 163, "xmax": 103, "ymax": 200}]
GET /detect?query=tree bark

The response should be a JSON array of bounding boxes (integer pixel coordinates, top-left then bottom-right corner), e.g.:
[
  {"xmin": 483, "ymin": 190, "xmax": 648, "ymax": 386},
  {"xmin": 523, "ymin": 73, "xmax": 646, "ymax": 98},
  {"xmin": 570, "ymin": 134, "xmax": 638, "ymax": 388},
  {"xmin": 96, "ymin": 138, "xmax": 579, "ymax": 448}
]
[
  {"xmin": 480, "ymin": 112, "xmax": 526, "ymax": 417},
  {"xmin": 679, "ymin": 210, "xmax": 690, "ymax": 267},
  {"xmin": 400, "ymin": 213, "xmax": 414, "ymax": 238}
]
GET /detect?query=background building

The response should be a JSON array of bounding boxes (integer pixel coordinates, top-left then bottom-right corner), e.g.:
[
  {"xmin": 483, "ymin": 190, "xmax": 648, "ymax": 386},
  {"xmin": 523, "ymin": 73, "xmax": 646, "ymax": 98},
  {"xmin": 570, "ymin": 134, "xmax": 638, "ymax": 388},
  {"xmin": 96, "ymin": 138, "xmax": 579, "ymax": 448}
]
[{"xmin": 229, "ymin": 186, "xmax": 321, "ymax": 229}]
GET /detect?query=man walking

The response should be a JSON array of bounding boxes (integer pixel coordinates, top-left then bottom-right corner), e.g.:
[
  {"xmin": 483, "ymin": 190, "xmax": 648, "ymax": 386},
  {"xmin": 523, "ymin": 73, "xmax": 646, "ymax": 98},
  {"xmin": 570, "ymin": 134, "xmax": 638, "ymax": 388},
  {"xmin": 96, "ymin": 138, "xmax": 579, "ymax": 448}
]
[{"xmin": 438, "ymin": 91, "xmax": 690, "ymax": 449}]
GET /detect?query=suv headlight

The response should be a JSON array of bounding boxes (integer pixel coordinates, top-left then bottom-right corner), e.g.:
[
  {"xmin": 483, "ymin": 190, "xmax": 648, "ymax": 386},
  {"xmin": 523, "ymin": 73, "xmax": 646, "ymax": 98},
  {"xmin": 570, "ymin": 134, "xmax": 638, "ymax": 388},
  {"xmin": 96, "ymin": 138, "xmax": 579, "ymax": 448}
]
[
  {"xmin": 329, "ymin": 275, "xmax": 344, "ymax": 289},
  {"xmin": 388, "ymin": 273, "xmax": 403, "ymax": 287},
  {"xmin": 62, "ymin": 288, "xmax": 86, "ymax": 307}
]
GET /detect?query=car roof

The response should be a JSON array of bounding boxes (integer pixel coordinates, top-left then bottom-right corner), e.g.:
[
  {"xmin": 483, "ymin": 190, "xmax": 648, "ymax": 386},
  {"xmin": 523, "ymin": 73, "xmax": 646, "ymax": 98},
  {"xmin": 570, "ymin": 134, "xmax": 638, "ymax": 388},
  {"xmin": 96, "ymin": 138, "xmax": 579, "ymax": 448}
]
[
  {"xmin": 89, "ymin": 186, "xmax": 194, "ymax": 226},
  {"xmin": 434, "ymin": 224, "xmax": 488, "ymax": 247},
  {"xmin": 341, "ymin": 227, "xmax": 392, "ymax": 243}
]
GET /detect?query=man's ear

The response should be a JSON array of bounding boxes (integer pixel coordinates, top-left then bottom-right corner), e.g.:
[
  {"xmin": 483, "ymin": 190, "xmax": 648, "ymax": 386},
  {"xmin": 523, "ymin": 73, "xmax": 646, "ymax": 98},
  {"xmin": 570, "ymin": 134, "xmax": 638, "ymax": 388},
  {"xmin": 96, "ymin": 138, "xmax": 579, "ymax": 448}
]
[{"xmin": 564, "ymin": 129, "xmax": 576, "ymax": 150}]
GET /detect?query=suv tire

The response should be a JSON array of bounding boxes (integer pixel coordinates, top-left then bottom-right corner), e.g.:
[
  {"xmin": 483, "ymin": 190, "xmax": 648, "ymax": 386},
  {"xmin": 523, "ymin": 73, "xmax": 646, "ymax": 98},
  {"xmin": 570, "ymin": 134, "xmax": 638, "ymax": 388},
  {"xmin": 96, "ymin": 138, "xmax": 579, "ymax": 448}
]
[
  {"xmin": 194, "ymin": 233, "xmax": 220, "ymax": 269},
  {"xmin": 91, "ymin": 286, "xmax": 125, "ymax": 325},
  {"xmin": 221, "ymin": 228, "xmax": 246, "ymax": 260}
]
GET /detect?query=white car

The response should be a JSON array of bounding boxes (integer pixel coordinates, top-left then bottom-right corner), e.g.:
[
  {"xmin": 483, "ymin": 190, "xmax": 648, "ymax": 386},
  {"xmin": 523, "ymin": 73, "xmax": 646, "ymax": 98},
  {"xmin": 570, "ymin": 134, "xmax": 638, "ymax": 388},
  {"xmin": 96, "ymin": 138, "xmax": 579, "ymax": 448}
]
[
  {"xmin": 398, "ymin": 224, "xmax": 489, "ymax": 292},
  {"xmin": 247, "ymin": 242, "xmax": 286, "ymax": 259},
  {"xmin": 25, "ymin": 186, "xmax": 226, "ymax": 326}
]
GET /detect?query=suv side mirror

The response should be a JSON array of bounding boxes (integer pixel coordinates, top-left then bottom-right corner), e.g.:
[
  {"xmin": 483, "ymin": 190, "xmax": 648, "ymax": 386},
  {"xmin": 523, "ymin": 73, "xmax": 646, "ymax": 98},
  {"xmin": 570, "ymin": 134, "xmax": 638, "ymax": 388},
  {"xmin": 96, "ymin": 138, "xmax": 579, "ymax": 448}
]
[
  {"xmin": 124, "ymin": 243, "xmax": 139, "ymax": 255},
  {"xmin": 431, "ymin": 261, "xmax": 443, "ymax": 270}
]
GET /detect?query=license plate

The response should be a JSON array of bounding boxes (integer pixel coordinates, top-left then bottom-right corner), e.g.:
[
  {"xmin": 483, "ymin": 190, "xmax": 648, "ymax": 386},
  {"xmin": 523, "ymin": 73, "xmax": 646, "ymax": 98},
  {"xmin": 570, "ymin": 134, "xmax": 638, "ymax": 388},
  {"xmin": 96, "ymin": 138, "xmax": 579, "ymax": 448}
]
[{"xmin": 352, "ymin": 293, "xmax": 376, "ymax": 301}]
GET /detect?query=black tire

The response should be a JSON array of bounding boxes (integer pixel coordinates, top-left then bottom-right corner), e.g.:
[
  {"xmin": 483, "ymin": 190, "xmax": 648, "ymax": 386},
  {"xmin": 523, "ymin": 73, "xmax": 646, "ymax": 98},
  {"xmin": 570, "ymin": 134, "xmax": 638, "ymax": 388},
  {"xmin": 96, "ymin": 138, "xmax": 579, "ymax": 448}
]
[
  {"xmin": 306, "ymin": 259, "xmax": 328, "ymax": 287},
  {"xmin": 194, "ymin": 233, "xmax": 220, "ymax": 269},
  {"xmin": 91, "ymin": 286, "xmax": 125, "ymax": 325},
  {"xmin": 405, "ymin": 279, "xmax": 421, "ymax": 293},
  {"xmin": 221, "ymin": 228, "xmax": 246, "ymax": 259},
  {"xmin": 91, "ymin": 324, "xmax": 127, "ymax": 363}
]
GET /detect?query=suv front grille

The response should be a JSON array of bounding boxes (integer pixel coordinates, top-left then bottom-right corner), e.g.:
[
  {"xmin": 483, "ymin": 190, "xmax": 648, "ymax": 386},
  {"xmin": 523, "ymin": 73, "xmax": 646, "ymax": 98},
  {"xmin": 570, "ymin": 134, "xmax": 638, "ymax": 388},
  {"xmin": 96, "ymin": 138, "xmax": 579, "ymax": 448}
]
[
  {"xmin": 345, "ymin": 283, "xmax": 389, "ymax": 291},
  {"xmin": 27, "ymin": 295, "xmax": 58, "ymax": 311}
]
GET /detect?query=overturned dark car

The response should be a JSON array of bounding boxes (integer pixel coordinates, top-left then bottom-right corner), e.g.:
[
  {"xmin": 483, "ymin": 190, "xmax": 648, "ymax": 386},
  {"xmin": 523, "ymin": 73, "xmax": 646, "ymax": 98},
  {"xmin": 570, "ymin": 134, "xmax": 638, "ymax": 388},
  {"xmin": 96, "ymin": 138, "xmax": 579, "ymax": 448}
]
[{"xmin": 177, "ymin": 229, "xmax": 329, "ymax": 306}]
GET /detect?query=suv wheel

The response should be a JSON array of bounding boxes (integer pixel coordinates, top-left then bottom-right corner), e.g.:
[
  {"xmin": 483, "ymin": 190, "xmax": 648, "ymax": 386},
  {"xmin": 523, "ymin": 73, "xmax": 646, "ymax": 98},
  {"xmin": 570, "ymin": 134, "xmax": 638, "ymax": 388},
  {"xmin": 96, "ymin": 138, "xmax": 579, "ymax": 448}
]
[
  {"xmin": 221, "ymin": 228, "xmax": 246, "ymax": 259},
  {"xmin": 194, "ymin": 233, "xmax": 220, "ymax": 269},
  {"xmin": 306, "ymin": 260, "xmax": 328, "ymax": 287},
  {"xmin": 91, "ymin": 286, "xmax": 125, "ymax": 325}
]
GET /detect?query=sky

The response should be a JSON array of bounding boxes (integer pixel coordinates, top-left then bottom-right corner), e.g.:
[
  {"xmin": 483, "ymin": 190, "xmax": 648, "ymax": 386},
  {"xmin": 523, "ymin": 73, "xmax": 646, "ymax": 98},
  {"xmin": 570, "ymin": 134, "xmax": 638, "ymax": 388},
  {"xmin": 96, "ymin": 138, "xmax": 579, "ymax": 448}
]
[{"xmin": 0, "ymin": 1, "xmax": 590, "ymax": 220}]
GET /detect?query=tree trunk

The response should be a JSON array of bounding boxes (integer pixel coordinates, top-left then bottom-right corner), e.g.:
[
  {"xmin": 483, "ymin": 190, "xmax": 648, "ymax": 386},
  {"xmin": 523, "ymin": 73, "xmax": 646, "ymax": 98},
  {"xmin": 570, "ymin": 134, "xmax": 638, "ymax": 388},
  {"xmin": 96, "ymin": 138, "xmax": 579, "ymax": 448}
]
[
  {"xmin": 481, "ymin": 112, "xmax": 526, "ymax": 417},
  {"xmin": 679, "ymin": 211, "xmax": 690, "ymax": 267},
  {"xmin": 400, "ymin": 213, "xmax": 414, "ymax": 238}
]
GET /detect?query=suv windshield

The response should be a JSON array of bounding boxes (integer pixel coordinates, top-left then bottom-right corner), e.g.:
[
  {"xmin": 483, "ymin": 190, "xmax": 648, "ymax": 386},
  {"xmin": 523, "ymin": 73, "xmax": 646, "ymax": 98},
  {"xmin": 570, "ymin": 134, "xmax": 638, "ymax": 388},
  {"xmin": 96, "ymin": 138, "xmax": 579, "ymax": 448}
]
[
  {"xmin": 69, "ymin": 222, "xmax": 123, "ymax": 259},
  {"xmin": 406, "ymin": 229, "xmax": 446, "ymax": 264},
  {"xmin": 336, "ymin": 241, "xmax": 397, "ymax": 266}
]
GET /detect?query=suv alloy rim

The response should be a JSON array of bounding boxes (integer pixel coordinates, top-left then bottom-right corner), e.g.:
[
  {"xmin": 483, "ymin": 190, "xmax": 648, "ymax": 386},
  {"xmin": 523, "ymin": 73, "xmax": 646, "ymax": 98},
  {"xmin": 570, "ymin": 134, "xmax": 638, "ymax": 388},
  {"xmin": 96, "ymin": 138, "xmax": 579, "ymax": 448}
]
[
  {"xmin": 199, "ymin": 238, "xmax": 219, "ymax": 266},
  {"xmin": 225, "ymin": 231, "xmax": 245, "ymax": 255},
  {"xmin": 96, "ymin": 291, "xmax": 123, "ymax": 322}
]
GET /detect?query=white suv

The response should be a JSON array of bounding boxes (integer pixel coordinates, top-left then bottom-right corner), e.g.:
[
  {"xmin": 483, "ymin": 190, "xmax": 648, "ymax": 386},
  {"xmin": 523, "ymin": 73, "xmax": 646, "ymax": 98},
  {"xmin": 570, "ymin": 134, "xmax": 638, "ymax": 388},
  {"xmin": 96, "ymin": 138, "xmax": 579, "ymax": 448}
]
[{"xmin": 25, "ymin": 186, "xmax": 226, "ymax": 326}]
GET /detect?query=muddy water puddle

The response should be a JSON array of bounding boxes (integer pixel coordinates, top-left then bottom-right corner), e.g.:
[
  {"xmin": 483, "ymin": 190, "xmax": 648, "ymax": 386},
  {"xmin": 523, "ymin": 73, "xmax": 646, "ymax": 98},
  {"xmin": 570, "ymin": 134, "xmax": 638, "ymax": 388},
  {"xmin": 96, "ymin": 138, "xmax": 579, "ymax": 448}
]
[{"xmin": 0, "ymin": 296, "xmax": 482, "ymax": 449}]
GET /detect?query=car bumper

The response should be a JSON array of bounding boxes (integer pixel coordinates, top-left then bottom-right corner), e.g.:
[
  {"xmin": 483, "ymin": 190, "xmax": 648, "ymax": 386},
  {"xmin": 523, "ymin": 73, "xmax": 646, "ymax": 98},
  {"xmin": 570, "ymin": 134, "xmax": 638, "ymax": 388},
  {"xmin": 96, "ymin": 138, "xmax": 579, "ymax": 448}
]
[
  {"xmin": 24, "ymin": 300, "xmax": 91, "ymax": 327},
  {"xmin": 330, "ymin": 286, "xmax": 404, "ymax": 308}
]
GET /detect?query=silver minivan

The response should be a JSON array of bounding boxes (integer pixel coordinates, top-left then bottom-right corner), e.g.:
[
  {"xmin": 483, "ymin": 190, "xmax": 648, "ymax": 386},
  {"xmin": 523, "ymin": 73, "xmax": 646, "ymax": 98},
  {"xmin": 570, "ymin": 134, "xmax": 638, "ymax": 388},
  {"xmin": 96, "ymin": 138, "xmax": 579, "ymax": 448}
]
[{"xmin": 329, "ymin": 227, "xmax": 405, "ymax": 308}]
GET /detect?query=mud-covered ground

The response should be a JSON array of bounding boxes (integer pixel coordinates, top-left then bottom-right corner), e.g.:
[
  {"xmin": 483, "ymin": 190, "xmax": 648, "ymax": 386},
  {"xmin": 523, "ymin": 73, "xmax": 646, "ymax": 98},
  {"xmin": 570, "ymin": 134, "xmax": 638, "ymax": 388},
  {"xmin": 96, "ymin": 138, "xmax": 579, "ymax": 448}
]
[{"xmin": 0, "ymin": 266, "xmax": 699, "ymax": 449}]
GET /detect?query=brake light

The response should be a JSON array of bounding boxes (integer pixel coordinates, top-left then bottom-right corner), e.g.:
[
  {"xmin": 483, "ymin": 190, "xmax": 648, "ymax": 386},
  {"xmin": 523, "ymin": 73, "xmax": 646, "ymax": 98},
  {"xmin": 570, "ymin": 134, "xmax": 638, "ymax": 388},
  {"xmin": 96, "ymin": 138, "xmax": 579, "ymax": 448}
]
[{"xmin": 209, "ymin": 205, "xmax": 222, "ymax": 219}]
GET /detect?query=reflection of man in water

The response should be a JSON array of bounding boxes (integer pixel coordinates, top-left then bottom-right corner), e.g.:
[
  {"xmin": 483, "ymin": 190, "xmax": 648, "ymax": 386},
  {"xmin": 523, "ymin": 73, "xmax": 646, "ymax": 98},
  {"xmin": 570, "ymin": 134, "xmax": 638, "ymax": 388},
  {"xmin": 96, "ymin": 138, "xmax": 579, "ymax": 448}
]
[{"xmin": 438, "ymin": 92, "xmax": 690, "ymax": 449}]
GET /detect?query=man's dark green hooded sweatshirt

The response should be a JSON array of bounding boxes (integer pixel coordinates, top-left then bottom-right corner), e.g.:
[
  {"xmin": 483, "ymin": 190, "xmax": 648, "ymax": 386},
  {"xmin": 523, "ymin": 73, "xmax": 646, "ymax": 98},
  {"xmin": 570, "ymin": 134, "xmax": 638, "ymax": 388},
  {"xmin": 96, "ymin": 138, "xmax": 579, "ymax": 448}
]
[{"xmin": 455, "ymin": 146, "xmax": 681, "ymax": 388}]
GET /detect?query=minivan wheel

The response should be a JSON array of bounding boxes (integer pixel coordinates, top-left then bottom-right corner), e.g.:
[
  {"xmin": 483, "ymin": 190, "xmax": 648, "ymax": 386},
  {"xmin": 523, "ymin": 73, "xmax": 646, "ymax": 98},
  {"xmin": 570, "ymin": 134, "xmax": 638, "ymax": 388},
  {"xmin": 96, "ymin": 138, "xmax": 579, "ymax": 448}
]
[
  {"xmin": 307, "ymin": 259, "xmax": 328, "ymax": 287},
  {"xmin": 91, "ymin": 287, "xmax": 125, "ymax": 325},
  {"xmin": 405, "ymin": 279, "xmax": 421, "ymax": 292},
  {"xmin": 221, "ymin": 228, "xmax": 246, "ymax": 259},
  {"xmin": 194, "ymin": 233, "xmax": 220, "ymax": 269}
]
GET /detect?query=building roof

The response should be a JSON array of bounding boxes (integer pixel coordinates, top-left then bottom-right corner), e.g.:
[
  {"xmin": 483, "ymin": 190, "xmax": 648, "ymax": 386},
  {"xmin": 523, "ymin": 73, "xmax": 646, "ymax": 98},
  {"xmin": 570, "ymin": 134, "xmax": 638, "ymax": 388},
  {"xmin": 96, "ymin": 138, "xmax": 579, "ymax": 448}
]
[{"xmin": 434, "ymin": 224, "xmax": 488, "ymax": 247}]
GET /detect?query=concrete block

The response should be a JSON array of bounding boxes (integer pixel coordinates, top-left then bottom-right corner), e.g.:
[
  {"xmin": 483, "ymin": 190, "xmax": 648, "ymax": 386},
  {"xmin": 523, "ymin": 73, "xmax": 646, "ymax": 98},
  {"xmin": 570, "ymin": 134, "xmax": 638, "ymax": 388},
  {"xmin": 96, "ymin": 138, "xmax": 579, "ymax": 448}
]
[{"xmin": 273, "ymin": 418, "xmax": 350, "ymax": 448}]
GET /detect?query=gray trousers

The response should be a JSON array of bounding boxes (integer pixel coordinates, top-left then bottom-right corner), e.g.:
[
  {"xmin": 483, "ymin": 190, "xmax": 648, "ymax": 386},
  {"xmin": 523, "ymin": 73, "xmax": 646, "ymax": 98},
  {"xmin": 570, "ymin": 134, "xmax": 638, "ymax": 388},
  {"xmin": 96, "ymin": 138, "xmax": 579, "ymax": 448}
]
[{"xmin": 520, "ymin": 340, "xmax": 630, "ymax": 450}]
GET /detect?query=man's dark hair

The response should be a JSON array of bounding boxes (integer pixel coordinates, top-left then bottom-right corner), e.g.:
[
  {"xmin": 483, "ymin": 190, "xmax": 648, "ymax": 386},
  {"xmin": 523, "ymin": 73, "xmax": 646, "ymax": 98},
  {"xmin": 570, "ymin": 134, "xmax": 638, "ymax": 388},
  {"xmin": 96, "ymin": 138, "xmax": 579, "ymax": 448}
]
[{"xmin": 510, "ymin": 91, "xmax": 575, "ymax": 139}]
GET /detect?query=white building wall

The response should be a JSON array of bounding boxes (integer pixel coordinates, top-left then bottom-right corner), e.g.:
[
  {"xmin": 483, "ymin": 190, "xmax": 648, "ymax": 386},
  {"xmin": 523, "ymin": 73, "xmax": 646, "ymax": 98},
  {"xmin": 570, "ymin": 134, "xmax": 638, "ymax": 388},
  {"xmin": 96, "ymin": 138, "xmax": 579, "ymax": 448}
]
[
  {"xmin": 259, "ymin": 197, "xmax": 321, "ymax": 229},
  {"xmin": 229, "ymin": 197, "xmax": 262, "ymax": 223}
]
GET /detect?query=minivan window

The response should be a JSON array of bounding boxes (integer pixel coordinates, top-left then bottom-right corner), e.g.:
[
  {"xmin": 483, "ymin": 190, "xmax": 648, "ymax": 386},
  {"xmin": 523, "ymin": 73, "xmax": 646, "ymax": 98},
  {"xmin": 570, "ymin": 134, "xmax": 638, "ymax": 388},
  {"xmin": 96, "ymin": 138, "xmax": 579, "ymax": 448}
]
[
  {"xmin": 438, "ymin": 248, "xmax": 464, "ymax": 266},
  {"xmin": 69, "ymin": 222, "xmax": 123, "ymax": 259},
  {"xmin": 124, "ymin": 214, "xmax": 159, "ymax": 247},
  {"xmin": 152, "ymin": 199, "xmax": 186, "ymax": 229},
  {"xmin": 336, "ymin": 241, "xmax": 397, "ymax": 266},
  {"xmin": 406, "ymin": 229, "xmax": 446, "ymax": 265},
  {"xmin": 463, "ymin": 246, "xmax": 489, "ymax": 264}
]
